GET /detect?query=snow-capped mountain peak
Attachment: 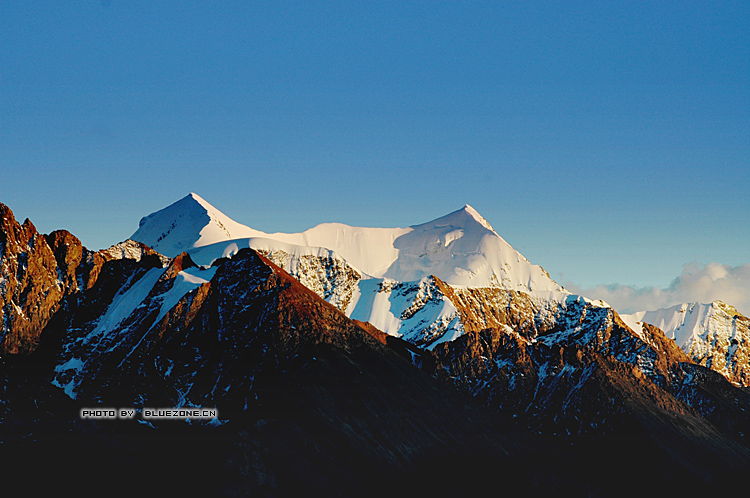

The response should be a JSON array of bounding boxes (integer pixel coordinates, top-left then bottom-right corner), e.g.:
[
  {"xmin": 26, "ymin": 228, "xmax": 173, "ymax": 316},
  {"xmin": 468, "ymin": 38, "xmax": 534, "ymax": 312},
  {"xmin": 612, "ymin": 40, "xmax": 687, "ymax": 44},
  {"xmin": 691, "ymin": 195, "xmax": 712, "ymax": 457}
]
[
  {"xmin": 460, "ymin": 203, "xmax": 496, "ymax": 232},
  {"xmin": 381, "ymin": 204, "xmax": 561, "ymax": 290},
  {"xmin": 130, "ymin": 193, "xmax": 264, "ymax": 256},
  {"xmin": 133, "ymin": 194, "xmax": 564, "ymax": 294}
]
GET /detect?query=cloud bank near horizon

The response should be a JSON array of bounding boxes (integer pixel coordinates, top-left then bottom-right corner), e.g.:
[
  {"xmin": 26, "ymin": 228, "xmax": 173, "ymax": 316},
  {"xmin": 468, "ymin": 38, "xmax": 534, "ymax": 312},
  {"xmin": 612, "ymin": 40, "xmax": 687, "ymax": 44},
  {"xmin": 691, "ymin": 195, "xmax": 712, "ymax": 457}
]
[{"xmin": 566, "ymin": 262, "xmax": 750, "ymax": 317}]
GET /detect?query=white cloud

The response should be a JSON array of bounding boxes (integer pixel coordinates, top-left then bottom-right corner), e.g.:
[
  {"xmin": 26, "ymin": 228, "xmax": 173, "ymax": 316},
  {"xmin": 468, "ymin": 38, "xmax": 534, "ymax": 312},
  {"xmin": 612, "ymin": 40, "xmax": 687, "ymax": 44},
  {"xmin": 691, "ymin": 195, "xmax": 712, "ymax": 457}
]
[{"xmin": 565, "ymin": 262, "xmax": 750, "ymax": 317}]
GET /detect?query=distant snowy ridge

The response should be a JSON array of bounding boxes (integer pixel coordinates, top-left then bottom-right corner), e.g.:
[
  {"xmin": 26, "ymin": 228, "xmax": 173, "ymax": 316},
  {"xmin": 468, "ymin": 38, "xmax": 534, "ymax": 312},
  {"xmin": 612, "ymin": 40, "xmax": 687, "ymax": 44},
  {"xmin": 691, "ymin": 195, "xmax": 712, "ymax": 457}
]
[
  {"xmin": 622, "ymin": 301, "xmax": 750, "ymax": 386},
  {"xmin": 127, "ymin": 193, "xmax": 579, "ymax": 349},
  {"xmin": 131, "ymin": 193, "xmax": 566, "ymax": 293}
]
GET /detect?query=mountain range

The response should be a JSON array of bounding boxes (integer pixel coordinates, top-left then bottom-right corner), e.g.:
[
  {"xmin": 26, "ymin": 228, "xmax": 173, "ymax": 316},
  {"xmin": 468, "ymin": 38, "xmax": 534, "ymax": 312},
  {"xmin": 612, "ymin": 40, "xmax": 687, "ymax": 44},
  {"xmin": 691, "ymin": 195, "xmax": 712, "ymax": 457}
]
[{"xmin": 1, "ymin": 193, "xmax": 749, "ymax": 496}]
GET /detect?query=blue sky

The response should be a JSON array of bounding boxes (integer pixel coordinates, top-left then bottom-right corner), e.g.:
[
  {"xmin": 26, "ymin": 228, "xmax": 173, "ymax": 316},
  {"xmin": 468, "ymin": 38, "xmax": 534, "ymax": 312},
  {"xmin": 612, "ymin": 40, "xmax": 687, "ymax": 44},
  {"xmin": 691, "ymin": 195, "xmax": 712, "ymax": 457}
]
[{"xmin": 2, "ymin": 1, "xmax": 749, "ymax": 310}]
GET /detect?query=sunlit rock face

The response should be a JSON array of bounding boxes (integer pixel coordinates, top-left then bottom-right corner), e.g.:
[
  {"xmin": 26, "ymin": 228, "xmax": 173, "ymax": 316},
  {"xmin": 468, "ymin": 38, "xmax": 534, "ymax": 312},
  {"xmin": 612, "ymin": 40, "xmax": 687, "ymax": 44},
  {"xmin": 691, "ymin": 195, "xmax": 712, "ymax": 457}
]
[
  {"xmin": 1, "ymin": 203, "xmax": 65, "ymax": 354},
  {"xmin": 623, "ymin": 301, "xmax": 750, "ymax": 387}
]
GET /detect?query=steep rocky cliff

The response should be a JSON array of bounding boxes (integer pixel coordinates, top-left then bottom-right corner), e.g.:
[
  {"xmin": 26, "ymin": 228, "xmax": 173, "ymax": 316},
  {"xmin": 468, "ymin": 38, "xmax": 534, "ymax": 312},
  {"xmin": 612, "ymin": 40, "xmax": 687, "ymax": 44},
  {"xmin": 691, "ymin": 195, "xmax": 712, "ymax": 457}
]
[
  {"xmin": 0, "ymin": 202, "xmax": 171, "ymax": 355},
  {"xmin": 1, "ymin": 204, "xmax": 65, "ymax": 354}
]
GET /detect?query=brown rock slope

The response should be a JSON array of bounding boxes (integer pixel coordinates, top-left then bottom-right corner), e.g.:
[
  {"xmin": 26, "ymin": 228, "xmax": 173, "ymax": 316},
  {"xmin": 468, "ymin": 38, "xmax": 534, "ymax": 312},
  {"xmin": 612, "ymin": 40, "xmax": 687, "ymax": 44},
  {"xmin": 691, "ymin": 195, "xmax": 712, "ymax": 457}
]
[
  {"xmin": 0, "ymin": 204, "xmax": 65, "ymax": 353},
  {"xmin": 0, "ymin": 248, "xmax": 605, "ymax": 496},
  {"xmin": 35, "ymin": 248, "xmax": 750, "ymax": 493},
  {"xmin": 411, "ymin": 279, "xmax": 750, "ymax": 479},
  {"xmin": 0, "ymin": 201, "xmax": 170, "ymax": 356}
]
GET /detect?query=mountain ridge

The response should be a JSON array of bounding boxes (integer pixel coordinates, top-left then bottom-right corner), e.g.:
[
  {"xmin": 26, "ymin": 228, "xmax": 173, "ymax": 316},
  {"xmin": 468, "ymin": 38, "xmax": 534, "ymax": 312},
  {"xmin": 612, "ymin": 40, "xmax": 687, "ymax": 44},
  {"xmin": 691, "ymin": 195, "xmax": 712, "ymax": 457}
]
[
  {"xmin": 131, "ymin": 192, "xmax": 265, "ymax": 255},
  {"xmin": 127, "ymin": 194, "xmax": 750, "ymax": 387},
  {"xmin": 623, "ymin": 301, "xmax": 750, "ymax": 387},
  {"xmin": 2, "ymin": 196, "xmax": 750, "ymax": 495},
  {"xmin": 131, "ymin": 193, "xmax": 565, "ymax": 292}
]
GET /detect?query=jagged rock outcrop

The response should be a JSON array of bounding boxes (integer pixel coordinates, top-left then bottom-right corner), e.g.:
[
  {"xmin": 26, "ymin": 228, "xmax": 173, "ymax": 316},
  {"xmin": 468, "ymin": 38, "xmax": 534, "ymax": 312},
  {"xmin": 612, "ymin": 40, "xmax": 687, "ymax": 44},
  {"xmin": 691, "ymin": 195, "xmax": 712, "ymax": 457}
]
[
  {"xmin": 82, "ymin": 239, "xmax": 170, "ymax": 291},
  {"xmin": 45, "ymin": 230, "xmax": 85, "ymax": 295},
  {"xmin": 624, "ymin": 302, "xmax": 750, "ymax": 387},
  {"xmin": 257, "ymin": 248, "xmax": 362, "ymax": 312},
  {"xmin": 0, "ymin": 202, "xmax": 171, "ymax": 356},
  {"xmin": 0, "ymin": 204, "xmax": 65, "ymax": 354}
]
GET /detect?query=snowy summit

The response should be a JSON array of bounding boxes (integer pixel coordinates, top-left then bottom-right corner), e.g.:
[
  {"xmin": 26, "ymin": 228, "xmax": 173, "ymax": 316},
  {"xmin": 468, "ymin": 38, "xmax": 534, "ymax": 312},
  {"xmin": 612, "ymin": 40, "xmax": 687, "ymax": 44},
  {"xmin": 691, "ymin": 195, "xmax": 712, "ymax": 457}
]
[
  {"xmin": 131, "ymin": 194, "xmax": 564, "ymax": 293},
  {"xmin": 130, "ymin": 193, "xmax": 264, "ymax": 256}
]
